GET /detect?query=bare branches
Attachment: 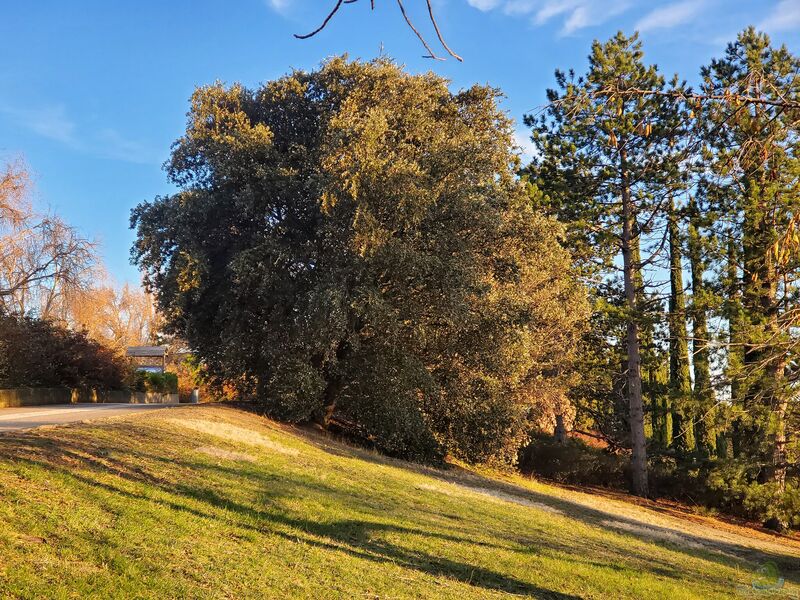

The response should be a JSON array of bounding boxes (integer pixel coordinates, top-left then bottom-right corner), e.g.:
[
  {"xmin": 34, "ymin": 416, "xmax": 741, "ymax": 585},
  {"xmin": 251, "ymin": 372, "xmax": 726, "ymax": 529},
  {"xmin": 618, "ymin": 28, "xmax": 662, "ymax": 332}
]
[
  {"xmin": 396, "ymin": 0, "xmax": 442, "ymax": 60},
  {"xmin": 294, "ymin": 0, "xmax": 345, "ymax": 40},
  {"xmin": 594, "ymin": 87, "xmax": 800, "ymax": 111},
  {"xmin": 0, "ymin": 161, "xmax": 31, "ymax": 227},
  {"xmin": 295, "ymin": 0, "xmax": 462, "ymax": 62},
  {"xmin": 426, "ymin": 0, "xmax": 462, "ymax": 62},
  {"xmin": 0, "ymin": 168, "xmax": 97, "ymax": 318}
]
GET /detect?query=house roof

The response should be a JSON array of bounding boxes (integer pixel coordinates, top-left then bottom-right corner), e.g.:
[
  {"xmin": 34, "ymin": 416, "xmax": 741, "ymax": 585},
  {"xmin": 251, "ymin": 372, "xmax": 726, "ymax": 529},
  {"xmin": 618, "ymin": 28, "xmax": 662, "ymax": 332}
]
[{"xmin": 126, "ymin": 345, "xmax": 166, "ymax": 357}]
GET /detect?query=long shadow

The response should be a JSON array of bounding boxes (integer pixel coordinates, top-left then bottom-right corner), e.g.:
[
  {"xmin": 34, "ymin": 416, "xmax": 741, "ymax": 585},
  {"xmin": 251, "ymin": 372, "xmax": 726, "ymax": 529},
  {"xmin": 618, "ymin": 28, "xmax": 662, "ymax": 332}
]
[
  {"xmin": 296, "ymin": 423, "xmax": 800, "ymax": 580},
  {"xmin": 1, "ymin": 415, "xmax": 797, "ymax": 595},
  {"xmin": 0, "ymin": 428, "xmax": 582, "ymax": 599}
]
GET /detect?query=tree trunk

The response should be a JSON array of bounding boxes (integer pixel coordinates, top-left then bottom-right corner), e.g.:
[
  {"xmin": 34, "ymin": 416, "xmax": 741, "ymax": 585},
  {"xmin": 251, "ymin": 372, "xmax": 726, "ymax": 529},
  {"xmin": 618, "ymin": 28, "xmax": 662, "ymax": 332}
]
[
  {"xmin": 687, "ymin": 200, "xmax": 713, "ymax": 456},
  {"xmin": 554, "ymin": 413, "xmax": 567, "ymax": 445},
  {"xmin": 726, "ymin": 237, "xmax": 745, "ymax": 458},
  {"xmin": 620, "ymin": 150, "xmax": 648, "ymax": 497},
  {"xmin": 769, "ymin": 390, "xmax": 789, "ymax": 492},
  {"xmin": 668, "ymin": 199, "xmax": 694, "ymax": 454},
  {"xmin": 741, "ymin": 183, "xmax": 784, "ymax": 486}
]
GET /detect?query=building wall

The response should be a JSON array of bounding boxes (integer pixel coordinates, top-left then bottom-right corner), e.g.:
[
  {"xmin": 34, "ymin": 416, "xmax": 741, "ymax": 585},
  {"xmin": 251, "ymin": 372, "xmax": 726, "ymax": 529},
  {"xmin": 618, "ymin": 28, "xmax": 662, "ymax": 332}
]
[{"xmin": 0, "ymin": 388, "xmax": 179, "ymax": 408}]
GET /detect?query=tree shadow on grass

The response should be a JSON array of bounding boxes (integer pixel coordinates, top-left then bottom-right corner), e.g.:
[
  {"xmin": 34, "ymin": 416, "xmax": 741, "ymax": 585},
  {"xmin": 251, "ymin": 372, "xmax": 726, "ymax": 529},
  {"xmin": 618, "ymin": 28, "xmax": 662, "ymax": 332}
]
[
  {"xmin": 0, "ymin": 430, "xmax": 582, "ymax": 599},
  {"xmin": 293, "ymin": 424, "xmax": 800, "ymax": 583},
  {"xmin": 1, "ymin": 415, "xmax": 798, "ymax": 596}
]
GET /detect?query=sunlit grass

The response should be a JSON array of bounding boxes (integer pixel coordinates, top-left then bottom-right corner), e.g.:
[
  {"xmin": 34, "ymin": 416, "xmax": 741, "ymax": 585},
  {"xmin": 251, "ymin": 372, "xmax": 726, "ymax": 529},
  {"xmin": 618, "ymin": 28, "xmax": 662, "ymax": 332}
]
[{"xmin": 0, "ymin": 405, "xmax": 796, "ymax": 599}]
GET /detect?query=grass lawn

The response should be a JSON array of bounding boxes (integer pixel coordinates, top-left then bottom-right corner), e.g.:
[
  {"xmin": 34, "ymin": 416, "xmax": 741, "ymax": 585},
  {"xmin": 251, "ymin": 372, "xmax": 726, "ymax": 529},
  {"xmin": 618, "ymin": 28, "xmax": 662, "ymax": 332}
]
[{"xmin": 0, "ymin": 405, "xmax": 797, "ymax": 599}]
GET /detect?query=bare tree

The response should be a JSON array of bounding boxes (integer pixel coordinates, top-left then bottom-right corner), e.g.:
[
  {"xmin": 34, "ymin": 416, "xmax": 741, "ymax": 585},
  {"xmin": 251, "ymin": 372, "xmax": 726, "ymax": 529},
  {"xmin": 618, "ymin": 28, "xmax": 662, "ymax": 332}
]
[
  {"xmin": 296, "ymin": 0, "xmax": 462, "ymax": 62},
  {"xmin": 63, "ymin": 281, "xmax": 161, "ymax": 351},
  {"xmin": 0, "ymin": 161, "xmax": 97, "ymax": 317},
  {"xmin": 0, "ymin": 161, "xmax": 30, "ymax": 226}
]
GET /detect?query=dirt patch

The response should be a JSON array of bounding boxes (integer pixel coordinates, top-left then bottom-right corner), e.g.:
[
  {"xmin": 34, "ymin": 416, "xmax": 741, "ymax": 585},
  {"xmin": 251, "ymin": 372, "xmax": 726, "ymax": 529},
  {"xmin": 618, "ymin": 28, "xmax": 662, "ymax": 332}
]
[
  {"xmin": 167, "ymin": 418, "xmax": 299, "ymax": 456},
  {"xmin": 195, "ymin": 446, "xmax": 256, "ymax": 463},
  {"xmin": 414, "ymin": 480, "xmax": 563, "ymax": 515},
  {"xmin": 464, "ymin": 485, "xmax": 564, "ymax": 515},
  {"xmin": 415, "ymin": 482, "xmax": 456, "ymax": 496},
  {"xmin": 601, "ymin": 519, "xmax": 714, "ymax": 553}
]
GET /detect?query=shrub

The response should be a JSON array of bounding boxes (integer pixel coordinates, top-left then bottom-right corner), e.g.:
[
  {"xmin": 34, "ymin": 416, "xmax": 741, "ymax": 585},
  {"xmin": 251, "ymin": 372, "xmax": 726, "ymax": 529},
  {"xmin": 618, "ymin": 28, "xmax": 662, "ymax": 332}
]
[
  {"xmin": 0, "ymin": 313, "xmax": 128, "ymax": 389},
  {"xmin": 705, "ymin": 461, "xmax": 800, "ymax": 530},
  {"xmin": 133, "ymin": 371, "xmax": 178, "ymax": 394},
  {"xmin": 521, "ymin": 438, "xmax": 800, "ymax": 530},
  {"xmin": 518, "ymin": 432, "xmax": 626, "ymax": 488},
  {"xmin": 742, "ymin": 482, "xmax": 800, "ymax": 531}
]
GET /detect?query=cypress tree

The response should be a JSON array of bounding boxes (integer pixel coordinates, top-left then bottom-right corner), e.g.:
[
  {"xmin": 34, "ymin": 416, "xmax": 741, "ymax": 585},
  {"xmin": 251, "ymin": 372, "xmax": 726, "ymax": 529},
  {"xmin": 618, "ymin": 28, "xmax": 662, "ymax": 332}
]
[{"xmin": 668, "ymin": 198, "xmax": 694, "ymax": 453}]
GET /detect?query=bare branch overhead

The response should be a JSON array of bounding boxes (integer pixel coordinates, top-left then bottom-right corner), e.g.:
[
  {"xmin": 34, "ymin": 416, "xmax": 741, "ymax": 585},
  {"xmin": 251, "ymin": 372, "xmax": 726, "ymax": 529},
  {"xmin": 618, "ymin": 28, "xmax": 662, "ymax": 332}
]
[{"xmin": 295, "ymin": 0, "xmax": 463, "ymax": 62}]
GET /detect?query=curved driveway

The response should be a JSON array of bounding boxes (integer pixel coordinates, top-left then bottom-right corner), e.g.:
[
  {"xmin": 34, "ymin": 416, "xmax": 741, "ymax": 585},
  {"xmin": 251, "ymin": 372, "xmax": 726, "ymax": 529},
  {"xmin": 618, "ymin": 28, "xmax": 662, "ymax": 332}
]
[{"xmin": 0, "ymin": 403, "xmax": 181, "ymax": 433}]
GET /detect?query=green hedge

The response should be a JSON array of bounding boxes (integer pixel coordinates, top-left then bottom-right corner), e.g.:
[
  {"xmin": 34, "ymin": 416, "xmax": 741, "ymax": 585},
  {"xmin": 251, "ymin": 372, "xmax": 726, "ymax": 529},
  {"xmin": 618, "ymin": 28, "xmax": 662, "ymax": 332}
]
[{"xmin": 133, "ymin": 371, "xmax": 178, "ymax": 394}]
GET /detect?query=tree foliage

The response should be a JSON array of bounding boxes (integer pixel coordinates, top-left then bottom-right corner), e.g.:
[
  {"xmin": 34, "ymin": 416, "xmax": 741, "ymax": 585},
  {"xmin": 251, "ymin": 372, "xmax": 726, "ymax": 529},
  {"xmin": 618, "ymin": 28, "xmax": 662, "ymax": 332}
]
[
  {"xmin": 132, "ymin": 57, "xmax": 587, "ymax": 463},
  {"xmin": 0, "ymin": 312, "xmax": 129, "ymax": 389},
  {"xmin": 525, "ymin": 28, "xmax": 800, "ymax": 528},
  {"xmin": 525, "ymin": 32, "xmax": 687, "ymax": 496}
]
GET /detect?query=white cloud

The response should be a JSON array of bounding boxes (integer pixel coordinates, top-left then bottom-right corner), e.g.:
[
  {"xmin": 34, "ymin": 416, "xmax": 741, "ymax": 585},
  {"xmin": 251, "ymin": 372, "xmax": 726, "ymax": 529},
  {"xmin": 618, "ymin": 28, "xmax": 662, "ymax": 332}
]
[
  {"xmin": 758, "ymin": 0, "xmax": 800, "ymax": 33},
  {"xmin": 466, "ymin": 0, "xmax": 503, "ymax": 9},
  {"xmin": 0, "ymin": 103, "xmax": 159, "ymax": 165},
  {"xmin": 635, "ymin": 0, "xmax": 704, "ymax": 33},
  {"xmin": 534, "ymin": 0, "xmax": 581, "ymax": 24},
  {"xmin": 465, "ymin": 0, "xmax": 633, "ymax": 35},
  {"xmin": 266, "ymin": 0, "xmax": 292, "ymax": 14}
]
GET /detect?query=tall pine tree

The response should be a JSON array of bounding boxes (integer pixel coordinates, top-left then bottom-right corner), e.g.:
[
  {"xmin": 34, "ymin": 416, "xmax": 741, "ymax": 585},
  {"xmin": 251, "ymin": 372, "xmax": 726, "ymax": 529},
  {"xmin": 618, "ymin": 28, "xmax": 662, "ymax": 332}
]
[{"xmin": 526, "ymin": 32, "xmax": 686, "ymax": 496}]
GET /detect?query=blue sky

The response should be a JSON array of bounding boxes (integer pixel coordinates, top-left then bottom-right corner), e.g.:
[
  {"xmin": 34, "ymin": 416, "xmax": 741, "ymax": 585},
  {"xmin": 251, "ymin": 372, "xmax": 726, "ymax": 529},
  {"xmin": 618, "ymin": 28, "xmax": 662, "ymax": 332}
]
[{"xmin": 1, "ymin": 0, "xmax": 798, "ymax": 284}]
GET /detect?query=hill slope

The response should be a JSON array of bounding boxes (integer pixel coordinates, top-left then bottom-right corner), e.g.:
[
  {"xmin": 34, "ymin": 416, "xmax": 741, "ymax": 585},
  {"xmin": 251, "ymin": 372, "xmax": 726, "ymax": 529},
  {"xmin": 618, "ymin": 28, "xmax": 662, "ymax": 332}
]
[{"xmin": 0, "ymin": 405, "xmax": 797, "ymax": 599}]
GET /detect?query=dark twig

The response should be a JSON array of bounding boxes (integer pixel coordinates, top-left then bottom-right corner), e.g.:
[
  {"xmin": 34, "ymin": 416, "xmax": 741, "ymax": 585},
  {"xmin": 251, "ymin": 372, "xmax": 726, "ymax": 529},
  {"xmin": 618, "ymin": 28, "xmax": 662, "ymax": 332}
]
[
  {"xmin": 295, "ymin": 0, "xmax": 462, "ymax": 61},
  {"xmin": 294, "ymin": 0, "xmax": 345, "ymax": 40},
  {"xmin": 426, "ymin": 0, "xmax": 462, "ymax": 62}
]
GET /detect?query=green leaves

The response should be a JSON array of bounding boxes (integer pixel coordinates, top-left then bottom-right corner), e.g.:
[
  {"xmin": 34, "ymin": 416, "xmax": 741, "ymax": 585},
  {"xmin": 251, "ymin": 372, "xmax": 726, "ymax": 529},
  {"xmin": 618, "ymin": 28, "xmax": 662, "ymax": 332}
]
[{"xmin": 132, "ymin": 57, "xmax": 587, "ymax": 464}]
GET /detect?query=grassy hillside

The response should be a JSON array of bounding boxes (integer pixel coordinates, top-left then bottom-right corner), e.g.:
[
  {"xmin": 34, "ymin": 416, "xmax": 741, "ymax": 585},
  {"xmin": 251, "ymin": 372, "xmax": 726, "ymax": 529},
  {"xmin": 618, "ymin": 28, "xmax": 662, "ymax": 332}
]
[{"xmin": 0, "ymin": 405, "xmax": 797, "ymax": 599}]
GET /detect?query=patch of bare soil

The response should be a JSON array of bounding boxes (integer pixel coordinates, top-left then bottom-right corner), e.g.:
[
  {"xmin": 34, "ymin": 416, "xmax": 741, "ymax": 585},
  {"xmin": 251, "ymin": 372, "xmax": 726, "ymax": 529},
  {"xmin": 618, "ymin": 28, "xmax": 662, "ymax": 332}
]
[
  {"xmin": 195, "ymin": 445, "xmax": 255, "ymax": 463},
  {"xmin": 167, "ymin": 418, "xmax": 299, "ymax": 457}
]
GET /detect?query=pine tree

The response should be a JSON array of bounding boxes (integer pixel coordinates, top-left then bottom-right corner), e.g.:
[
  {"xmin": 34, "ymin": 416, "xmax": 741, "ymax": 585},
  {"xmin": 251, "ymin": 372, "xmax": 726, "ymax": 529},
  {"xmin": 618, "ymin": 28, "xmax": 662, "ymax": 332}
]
[
  {"xmin": 686, "ymin": 197, "xmax": 715, "ymax": 456},
  {"xmin": 702, "ymin": 29, "xmax": 800, "ymax": 500},
  {"xmin": 668, "ymin": 198, "xmax": 694, "ymax": 453},
  {"xmin": 526, "ymin": 32, "xmax": 687, "ymax": 496}
]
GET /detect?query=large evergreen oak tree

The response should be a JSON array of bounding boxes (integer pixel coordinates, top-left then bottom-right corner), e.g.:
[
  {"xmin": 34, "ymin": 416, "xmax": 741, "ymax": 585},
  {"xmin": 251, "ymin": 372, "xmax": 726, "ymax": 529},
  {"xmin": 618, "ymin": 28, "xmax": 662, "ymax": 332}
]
[{"xmin": 132, "ymin": 57, "xmax": 587, "ymax": 463}]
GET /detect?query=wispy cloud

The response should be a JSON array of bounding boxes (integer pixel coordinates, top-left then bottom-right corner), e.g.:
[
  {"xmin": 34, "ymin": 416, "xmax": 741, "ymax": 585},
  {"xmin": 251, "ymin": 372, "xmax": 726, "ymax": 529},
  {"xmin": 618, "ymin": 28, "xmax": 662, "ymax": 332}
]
[
  {"xmin": 94, "ymin": 128, "xmax": 158, "ymax": 164},
  {"xmin": 513, "ymin": 128, "xmax": 539, "ymax": 161},
  {"xmin": 0, "ymin": 103, "xmax": 159, "ymax": 165},
  {"xmin": 466, "ymin": 0, "xmax": 502, "ymax": 9},
  {"xmin": 533, "ymin": 0, "xmax": 581, "ymax": 24},
  {"xmin": 265, "ymin": 0, "xmax": 293, "ymax": 15},
  {"xmin": 1, "ymin": 104, "xmax": 78, "ymax": 146},
  {"xmin": 466, "ymin": 0, "xmax": 633, "ymax": 35},
  {"xmin": 758, "ymin": 0, "xmax": 800, "ymax": 33},
  {"xmin": 635, "ymin": 0, "xmax": 704, "ymax": 33}
]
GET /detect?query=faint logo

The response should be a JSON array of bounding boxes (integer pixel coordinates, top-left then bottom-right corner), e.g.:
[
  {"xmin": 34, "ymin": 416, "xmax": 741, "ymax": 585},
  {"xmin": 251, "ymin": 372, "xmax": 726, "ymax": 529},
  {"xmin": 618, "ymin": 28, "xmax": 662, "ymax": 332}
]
[
  {"xmin": 735, "ymin": 561, "xmax": 796, "ymax": 598},
  {"xmin": 752, "ymin": 562, "xmax": 785, "ymax": 591}
]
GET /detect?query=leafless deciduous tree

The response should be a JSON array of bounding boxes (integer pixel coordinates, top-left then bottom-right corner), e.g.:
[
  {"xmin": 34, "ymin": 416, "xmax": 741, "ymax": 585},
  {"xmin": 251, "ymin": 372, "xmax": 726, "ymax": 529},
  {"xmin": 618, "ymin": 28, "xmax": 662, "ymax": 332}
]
[
  {"xmin": 0, "ymin": 161, "xmax": 97, "ymax": 317},
  {"xmin": 296, "ymin": 0, "xmax": 462, "ymax": 62},
  {"xmin": 62, "ymin": 281, "xmax": 161, "ymax": 350}
]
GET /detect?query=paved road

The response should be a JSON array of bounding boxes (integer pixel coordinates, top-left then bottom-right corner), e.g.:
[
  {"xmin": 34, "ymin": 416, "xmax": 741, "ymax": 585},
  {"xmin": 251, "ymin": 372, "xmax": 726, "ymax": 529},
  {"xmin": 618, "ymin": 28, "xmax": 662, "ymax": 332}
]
[{"xmin": 0, "ymin": 403, "xmax": 181, "ymax": 433}]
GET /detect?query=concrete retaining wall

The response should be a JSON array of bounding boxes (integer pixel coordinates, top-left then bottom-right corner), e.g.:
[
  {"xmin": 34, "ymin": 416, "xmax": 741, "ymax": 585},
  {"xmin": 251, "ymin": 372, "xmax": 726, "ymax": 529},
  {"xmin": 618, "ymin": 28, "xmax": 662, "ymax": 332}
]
[{"xmin": 0, "ymin": 388, "xmax": 178, "ymax": 409}]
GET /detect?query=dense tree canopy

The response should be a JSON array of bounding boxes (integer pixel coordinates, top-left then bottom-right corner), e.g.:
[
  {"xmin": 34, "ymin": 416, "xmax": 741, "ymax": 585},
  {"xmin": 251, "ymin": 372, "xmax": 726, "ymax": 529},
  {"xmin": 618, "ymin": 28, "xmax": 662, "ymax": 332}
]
[
  {"xmin": 132, "ymin": 57, "xmax": 587, "ymax": 462},
  {"xmin": 525, "ymin": 32, "xmax": 688, "ymax": 496},
  {"xmin": 524, "ymin": 28, "xmax": 800, "ymax": 529}
]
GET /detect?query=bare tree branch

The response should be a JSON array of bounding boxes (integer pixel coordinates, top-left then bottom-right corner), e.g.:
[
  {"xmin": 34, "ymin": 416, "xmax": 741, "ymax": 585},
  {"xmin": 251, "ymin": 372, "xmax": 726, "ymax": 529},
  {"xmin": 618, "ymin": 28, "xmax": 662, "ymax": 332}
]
[
  {"xmin": 426, "ymin": 0, "xmax": 462, "ymax": 62},
  {"xmin": 295, "ymin": 0, "xmax": 462, "ymax": 61},
  {"xmin": 294, "ymin": 0, "xmax": 345, "ymax": 40}
]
